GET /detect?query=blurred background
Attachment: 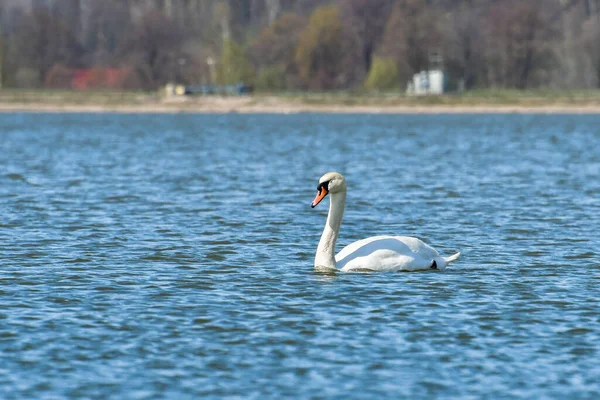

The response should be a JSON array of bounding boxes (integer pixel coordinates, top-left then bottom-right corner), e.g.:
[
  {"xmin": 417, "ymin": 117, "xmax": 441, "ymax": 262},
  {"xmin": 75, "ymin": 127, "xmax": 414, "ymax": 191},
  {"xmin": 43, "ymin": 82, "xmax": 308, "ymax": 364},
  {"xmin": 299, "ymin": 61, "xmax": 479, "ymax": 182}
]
[{"xmin": 1, "ymin": 0, "xmax": 600, "ymax": 93}]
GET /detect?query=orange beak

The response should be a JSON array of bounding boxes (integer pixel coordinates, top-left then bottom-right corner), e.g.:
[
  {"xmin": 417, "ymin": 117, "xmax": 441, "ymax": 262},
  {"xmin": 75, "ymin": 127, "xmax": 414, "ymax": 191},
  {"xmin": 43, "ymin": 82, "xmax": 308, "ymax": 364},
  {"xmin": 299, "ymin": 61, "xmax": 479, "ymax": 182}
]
[{"xmin": 311, "ymin": 187, "xmax": 329, "ymax": 208}]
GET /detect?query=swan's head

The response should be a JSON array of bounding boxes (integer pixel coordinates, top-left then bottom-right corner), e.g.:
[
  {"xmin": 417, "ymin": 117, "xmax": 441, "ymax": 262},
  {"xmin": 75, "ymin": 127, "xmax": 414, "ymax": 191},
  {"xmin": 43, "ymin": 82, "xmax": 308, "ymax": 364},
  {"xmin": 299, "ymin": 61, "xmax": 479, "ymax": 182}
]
[{"xmin": 311, "ymin": 172, "xmax": 346, "ymax": 208}]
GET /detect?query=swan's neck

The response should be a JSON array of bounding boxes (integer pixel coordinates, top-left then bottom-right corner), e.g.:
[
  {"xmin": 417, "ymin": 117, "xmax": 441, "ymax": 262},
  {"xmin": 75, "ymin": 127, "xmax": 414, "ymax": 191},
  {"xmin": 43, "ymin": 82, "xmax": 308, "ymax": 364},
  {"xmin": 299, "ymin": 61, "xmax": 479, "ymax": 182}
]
[{"xmin": 314, "ymin": 191, "xmax": 346, "ymax": 270}]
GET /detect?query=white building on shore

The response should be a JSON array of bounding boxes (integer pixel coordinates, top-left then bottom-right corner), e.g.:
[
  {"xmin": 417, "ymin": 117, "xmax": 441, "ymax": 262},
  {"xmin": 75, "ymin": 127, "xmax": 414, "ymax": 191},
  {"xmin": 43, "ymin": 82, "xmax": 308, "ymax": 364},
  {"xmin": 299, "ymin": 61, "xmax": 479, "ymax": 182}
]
[{"xmin": 407, "ymin": 70, "xmax": 445, "ymax": 95}]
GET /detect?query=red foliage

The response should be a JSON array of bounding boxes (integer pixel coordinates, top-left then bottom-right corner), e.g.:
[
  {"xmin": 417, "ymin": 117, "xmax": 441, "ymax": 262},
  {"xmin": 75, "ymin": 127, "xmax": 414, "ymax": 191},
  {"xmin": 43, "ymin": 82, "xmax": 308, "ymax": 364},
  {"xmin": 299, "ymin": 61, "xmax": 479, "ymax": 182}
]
[{"xmin": 45, "ymin": 65, "xmax": 142, "ymax": 89}]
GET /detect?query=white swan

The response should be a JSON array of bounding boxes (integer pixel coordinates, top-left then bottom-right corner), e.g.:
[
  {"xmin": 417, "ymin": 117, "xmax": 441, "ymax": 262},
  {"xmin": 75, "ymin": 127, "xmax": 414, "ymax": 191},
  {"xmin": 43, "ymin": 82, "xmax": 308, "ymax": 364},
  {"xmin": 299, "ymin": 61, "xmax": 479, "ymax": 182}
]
[{"xmin": 311, "ymin": 172, "xmax": 460, "ymax": 272}]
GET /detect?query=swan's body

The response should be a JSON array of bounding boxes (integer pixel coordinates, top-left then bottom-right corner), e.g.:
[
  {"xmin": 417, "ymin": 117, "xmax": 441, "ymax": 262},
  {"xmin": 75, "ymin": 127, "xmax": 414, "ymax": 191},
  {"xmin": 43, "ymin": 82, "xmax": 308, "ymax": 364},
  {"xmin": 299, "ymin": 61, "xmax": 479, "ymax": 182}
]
[{"xmin": 311, "ymin": 172, "xmax": 460, "ymax": 272}]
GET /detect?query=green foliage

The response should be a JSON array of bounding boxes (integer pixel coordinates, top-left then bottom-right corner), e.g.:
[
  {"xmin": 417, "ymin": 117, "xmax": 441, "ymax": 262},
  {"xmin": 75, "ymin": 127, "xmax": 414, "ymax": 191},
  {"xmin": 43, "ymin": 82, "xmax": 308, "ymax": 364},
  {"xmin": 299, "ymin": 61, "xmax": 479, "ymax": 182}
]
[
  {"xmin": 217, "ymin": 38, "xmax": 255, "ymax": 84},
  {"xmin": 249, "ymin": 13, "xmax": 306, "ymax": 90},
  {"xmin": 14, "ymin": 68, "xmax": 40, "ymax": 88},
  {"xmin": 0, "ymin": 0, "xmax": 582, "ymax": 90},
  {"xmin": 364, "ymin": 57, "xmax": 399, "ymax": 90},
  {"xmin": 254, "ymin": 65, "xmax": 287, "ymax": 91},
  {"xmin": 295, "ymin": 5, "xmax": 344, "ymax": 89},
  {"xmin": 250, "ymin": 13, "xmax": 306, "ymax": 70}
]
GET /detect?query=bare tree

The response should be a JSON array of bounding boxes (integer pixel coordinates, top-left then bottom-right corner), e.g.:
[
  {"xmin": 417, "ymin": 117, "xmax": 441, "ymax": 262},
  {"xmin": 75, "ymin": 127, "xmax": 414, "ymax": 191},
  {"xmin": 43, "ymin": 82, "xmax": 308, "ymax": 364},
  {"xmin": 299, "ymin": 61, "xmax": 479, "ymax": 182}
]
[
  {"xmin": 8, "ymin": 7, "xmax": 82, "ymax": 86},
  {"xmin": 119, "ymin": 10, "xmax": 186, "ymax": 88},
  {"xmin": 339, "ymin": 0, "xmax": 394, "ymax": 76},
  {"xmin": 443, "ymin": 1, "xmax": 485, "ymax": 89},
  {"xmin": 582, "ymin": 12, "xmax": 600, "ymax": 87},
  {"xmin": 379, "ymin": 0, "xmax": 443, "ymax": 82},
  {"xmin": 482, "ymin": 0, "xmax": 558, "ymax": 89},
  {"xmin": 84, "ymin": 0, "xmax": 132, "ymax": 66}
]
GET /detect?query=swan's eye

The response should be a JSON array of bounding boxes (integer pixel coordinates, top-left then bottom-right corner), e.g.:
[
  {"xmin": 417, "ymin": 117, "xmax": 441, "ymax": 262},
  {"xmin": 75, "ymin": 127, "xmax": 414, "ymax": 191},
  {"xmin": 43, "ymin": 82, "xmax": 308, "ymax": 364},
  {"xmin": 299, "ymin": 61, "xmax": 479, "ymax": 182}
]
[{"xmin": 318, "ymin": 181, "xmax": 330, "ymax": 192}]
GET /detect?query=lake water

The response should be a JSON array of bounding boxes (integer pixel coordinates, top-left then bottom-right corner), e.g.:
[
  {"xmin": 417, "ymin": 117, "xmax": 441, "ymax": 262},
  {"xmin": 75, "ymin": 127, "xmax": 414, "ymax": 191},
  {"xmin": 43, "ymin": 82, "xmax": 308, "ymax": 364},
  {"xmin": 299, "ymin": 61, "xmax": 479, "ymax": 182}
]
[{"xmin": 1, "ymin": 112, "xmax": 599, "ymax": 399}]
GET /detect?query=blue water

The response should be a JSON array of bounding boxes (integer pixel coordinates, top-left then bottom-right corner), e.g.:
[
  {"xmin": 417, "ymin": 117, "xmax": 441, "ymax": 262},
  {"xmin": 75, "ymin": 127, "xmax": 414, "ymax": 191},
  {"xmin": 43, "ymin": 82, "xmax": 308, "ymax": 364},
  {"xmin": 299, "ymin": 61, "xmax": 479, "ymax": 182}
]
[{"xmin": 1, "ymin": 112, "xmax": 599, "ymax": 399}]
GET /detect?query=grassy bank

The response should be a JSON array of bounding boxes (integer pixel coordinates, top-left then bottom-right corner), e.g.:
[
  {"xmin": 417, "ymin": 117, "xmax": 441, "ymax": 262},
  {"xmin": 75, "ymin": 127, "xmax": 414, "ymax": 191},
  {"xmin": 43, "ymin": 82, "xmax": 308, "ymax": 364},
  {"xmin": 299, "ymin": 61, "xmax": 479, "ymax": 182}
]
[
  {"xmin": 2, "ymin": 88, "xmax": 600, "ymax": 112},
  {"xmin": 0, "ymin": 89, "xmax": 158, "ymax": 105},
  {"xmin": 276, "ymin": 89, "xmax": 600, "ymax": 107}
]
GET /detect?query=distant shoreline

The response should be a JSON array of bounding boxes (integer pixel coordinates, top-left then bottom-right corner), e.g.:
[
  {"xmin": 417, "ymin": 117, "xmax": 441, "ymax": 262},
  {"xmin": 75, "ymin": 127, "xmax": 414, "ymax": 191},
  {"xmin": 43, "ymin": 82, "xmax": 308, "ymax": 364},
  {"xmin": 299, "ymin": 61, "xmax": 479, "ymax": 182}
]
[
  {"xmin": 2, "ymin": 92, "xmax": 600, "ymax": 114},
  {"xmin": 2, "ymin": 103, "xmax": 600, "ymax": 114}
]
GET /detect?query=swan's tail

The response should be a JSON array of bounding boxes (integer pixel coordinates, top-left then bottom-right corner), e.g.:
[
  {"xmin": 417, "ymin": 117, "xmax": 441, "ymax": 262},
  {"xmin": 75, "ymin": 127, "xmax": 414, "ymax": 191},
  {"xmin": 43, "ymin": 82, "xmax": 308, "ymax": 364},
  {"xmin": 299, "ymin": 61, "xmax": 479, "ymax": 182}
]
[
  {"xmin": 444, "ymin": 252, "xmax": 461, "ymax": 264},
  {"xmin": 433, "ymin": 252, "xmax": 461, "ymax": 270}
]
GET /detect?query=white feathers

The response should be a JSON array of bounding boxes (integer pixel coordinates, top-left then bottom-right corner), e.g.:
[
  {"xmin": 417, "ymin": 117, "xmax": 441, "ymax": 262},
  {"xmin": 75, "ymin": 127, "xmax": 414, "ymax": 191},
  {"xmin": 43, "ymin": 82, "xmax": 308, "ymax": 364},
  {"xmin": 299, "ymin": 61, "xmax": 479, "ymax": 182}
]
[{"xmin": 313, "ymin": 172, "xmax": 460, "ymax": 272}]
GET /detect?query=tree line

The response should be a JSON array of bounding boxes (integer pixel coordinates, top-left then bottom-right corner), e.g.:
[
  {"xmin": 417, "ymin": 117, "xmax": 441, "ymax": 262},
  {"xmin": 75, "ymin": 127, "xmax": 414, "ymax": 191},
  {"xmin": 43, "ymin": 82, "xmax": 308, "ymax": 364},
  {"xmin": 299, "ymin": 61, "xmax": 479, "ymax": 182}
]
[{"xmin": 1, "ymin": 0, "xmax": 600, "ymax": 91}]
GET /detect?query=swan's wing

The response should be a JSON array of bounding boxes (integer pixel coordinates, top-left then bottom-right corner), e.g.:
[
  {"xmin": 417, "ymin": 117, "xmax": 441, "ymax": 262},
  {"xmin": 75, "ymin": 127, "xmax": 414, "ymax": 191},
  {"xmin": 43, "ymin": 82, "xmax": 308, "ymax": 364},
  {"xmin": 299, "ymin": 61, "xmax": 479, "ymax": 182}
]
[
  {"xmin": 390, "ymin": 236, "xmax": 440, "ymax": 259},
  {"xmin": 336, "ymin": 236, "xmax": 440, "ymax": 272}
]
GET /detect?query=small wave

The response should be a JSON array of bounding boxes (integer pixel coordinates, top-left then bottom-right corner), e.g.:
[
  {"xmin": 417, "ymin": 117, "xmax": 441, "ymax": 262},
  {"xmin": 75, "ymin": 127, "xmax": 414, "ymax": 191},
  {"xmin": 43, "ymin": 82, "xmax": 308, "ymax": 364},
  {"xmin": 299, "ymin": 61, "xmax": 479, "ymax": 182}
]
[
  {"xmin": 506, "ymin": 228, "xmax": 537, "ymax": 235},
  {"xmin": 560, "ymin": 327, "xmax": 594, "ymax": 335},
  {"xmin": 140, "ymin": 253, "xmax": 173, "ymax": 261},
  {"xmin": 4, "ymin": 173, "xmax": 40, "ymax": 186},
  {"xmin": 5, "ymin": 173, "xmax": 27, "ymax": 182},
  {"xmin": 523, "ymin": 250, "xmax": 544, "ymax": 257},
  {"xmin": 65, "ymin": 258, "xmax": 93, "ymax": 263},
  {"xmin": 103, "ymin": 195, "xmax": 141, "ymax": 203},
  {"xmin": 205, "ymin": 252, "xmax": 227, "ymax": 261},
  {"xmin": 564, "ymin": 251, "xmax": 596, "ymax": 260},
  {"xmin": 67, "ymin": 179, "xmax": 83, "ymax": 188}
]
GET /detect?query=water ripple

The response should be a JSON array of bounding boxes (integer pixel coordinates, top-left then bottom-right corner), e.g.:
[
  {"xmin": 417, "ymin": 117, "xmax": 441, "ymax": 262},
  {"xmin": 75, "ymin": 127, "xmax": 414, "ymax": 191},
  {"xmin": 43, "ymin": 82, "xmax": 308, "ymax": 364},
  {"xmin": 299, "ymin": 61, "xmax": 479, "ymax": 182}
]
[{"xmin": 0, "ymin": 113, "xmax": 599, "ymax": 399}]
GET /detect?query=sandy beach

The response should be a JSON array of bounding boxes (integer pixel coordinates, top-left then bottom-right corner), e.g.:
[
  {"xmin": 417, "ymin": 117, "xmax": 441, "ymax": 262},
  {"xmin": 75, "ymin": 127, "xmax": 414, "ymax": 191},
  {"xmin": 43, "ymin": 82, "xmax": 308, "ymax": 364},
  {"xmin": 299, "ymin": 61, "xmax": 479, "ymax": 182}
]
[{"xmin": 1, "ymin": 94, "xmax": 600, "ymax": 114}]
